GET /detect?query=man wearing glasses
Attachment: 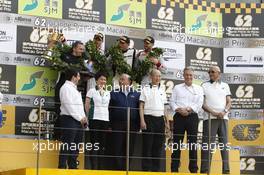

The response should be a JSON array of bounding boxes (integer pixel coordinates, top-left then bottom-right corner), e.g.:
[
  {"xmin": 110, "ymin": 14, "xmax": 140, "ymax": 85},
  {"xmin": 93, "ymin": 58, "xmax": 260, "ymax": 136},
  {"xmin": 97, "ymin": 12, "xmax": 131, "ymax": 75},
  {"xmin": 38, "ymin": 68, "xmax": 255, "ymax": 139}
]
[
  {"xmin": 200, "ymin": 66, "xmax": 231, "ymax": 174},
  {"xmin": 170, "ymin": 67, "xmax": 204, "ymax": 173}
]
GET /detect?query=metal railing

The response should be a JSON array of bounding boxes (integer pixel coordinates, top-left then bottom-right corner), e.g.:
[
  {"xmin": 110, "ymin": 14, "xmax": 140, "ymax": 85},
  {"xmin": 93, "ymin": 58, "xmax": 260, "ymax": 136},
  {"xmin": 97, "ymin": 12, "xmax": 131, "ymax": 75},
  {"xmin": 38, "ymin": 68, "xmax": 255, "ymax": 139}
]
[{"xmin": 0, "ymin": 102, "xmax": 263, "ymax": 174}]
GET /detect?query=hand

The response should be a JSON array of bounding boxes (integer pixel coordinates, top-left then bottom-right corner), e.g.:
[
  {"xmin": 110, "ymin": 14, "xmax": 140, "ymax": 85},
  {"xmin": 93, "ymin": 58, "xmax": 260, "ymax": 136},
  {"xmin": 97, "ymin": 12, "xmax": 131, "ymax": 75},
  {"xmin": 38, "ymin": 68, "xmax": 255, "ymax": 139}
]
[
  {"xmin": 217, "ymin": 112, "xmax": 226, "ymax": 119},
  {"xmin": 149, "ymin": 57, "xmax": 159, "ymax": 65},
  {"xmin": 140, "ymin": 120, "xmax": 147, "ymax": 130},
  {"xmin": 210, "ymin": 111, "xmax": 219, "ymax": 117},
  {"xmin": 80, "ymin": 117, "xmax": 88, "ymax": 128},
  {"xmin": 178, "ymin": 108, "xmax": 189, "ymax": 117}
]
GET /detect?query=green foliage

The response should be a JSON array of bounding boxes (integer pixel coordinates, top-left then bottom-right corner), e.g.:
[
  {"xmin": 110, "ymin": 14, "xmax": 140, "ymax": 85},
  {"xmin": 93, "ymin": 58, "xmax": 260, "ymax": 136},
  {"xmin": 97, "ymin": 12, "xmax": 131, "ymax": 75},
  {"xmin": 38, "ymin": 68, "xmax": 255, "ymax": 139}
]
[
  {"xmin": 107, "ymin": 44, "xmax": 132, "ymax": 75},
  {"xmin": 85, "ymin": 40, "xmax": 109, "ymax": 75},
  {"xmin": 44, "ymin": 44, "xmax": 86, "ymax": 72},
  {"xmin": 132, "ymin": 47, "xmax": 164, "ymax": 83}
]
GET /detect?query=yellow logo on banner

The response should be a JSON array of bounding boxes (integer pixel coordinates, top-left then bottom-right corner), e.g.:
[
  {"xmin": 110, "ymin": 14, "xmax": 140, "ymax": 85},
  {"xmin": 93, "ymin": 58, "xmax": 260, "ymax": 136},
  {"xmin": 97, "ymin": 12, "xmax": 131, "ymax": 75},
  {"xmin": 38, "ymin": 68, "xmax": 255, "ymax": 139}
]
[
  {"xmin": 185, "ymin": 9, "xmax": 222, "ymax": 38},
  {"xmin": 106, "ymin": 0, "xmax": 146, "ymax": 29},
  {"xmin": 16, "ymin": 66, "xmax": 58, "ymax": 97},
  {"xmin": 0, "ymin": 105, "xmax": 15, "ymax": 135},
  {"xmin": 18, "ymin": 0, "xmax": 62, "ymax": 19},
  {"xmin": 229, "ymin": 120, "xmax": 263, "ymax": 146}
]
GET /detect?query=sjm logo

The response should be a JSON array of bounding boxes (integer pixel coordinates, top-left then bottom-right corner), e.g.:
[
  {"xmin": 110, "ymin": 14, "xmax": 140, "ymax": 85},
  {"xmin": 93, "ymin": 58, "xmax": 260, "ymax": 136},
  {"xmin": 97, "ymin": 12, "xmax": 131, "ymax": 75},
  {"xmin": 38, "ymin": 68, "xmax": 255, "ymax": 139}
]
[
  {"xmin": 110, "ymin": 3, "xmax": 142, "ymax": 25},
  {"xmin": 190, "ymin": 14, "xmax": 207, "ymax": 31},
  {"xmin": 21, "ymin": 71, "xmax": 44, "ymax": 91},
  {"xmin": 23, "ymin": 0, "xmax": 38, "ymax": 11},
  {"xmin": 111, "ymin": 3, "xmax": 130, "ymax": 21},
  {"xmin": 232, "ymin": 124, "xmax": 260, "ymax": 141}
]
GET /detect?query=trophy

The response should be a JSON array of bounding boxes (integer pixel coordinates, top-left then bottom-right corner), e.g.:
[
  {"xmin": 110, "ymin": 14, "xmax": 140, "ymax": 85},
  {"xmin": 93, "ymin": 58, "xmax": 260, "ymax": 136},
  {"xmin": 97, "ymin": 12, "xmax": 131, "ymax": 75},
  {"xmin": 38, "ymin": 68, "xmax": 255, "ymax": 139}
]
[{"xmin": 42, "ymin": 31, "xmax": 65, "ymax": 60}]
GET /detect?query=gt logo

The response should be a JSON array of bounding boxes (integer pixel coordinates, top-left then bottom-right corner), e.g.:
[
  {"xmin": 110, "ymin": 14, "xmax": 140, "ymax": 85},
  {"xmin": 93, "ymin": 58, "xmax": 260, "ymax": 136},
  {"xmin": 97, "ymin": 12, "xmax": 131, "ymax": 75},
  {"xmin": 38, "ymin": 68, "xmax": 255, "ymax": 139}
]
[{"xmin": 232, "ymin": 124, "xmax": 260, "ymax": 141}]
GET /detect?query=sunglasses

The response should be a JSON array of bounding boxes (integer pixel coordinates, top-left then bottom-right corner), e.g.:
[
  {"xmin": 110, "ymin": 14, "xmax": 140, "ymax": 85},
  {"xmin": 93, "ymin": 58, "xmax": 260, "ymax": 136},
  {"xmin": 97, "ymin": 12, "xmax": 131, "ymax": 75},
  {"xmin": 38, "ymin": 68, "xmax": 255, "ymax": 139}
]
[{"xmin": 208, "ymin": 71, "xmax": 216, "ymax": 74}]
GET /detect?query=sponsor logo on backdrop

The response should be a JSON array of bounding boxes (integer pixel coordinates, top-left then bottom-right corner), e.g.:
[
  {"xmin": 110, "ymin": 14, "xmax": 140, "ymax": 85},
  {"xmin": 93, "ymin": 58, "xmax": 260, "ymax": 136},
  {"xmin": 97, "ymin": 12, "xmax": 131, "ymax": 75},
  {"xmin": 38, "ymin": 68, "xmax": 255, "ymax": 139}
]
[
  {"xmin": 0, "ymin": 53, "xmax": 49, "ymax": 67},
  {"xmin": 106, "ymin": 0, "xmax": 146, "ymax": 29},
  {"xmin": 229, "ymin": 109, "xmax": 263, "ymax": 120},
  {"xmin": 146, "ymin": 3, "xmax": 184, "ymax": 32},
  {"xmin": 16, "ymin": 66, "xmax": 57, "ymax": 97},
  {"xmin": 0, "ymin": 105, "xmax": 15, "ymax": 135},
  {"xmin": 0, "ymin": 24, "xmax": 17, "ymax": 53},
  {"xmin": 17, "ymin": 26, "xmax": 49, "ymax": 55},
  {"xmin": 111, "ymin": 3, "xmax": 130, "ymax": 21},
  {"xmin": 23, "ymin": 0, "xmax": 38, "ymax": 11},
  {"xmin": 230, "ymin": 84, "xmax": 263, "ymax": 109},
  {"xmin": 186, "ymin": 44, "xmax": 223, "ymax": 72},
  {"xmin": 224, "ymin": 48, "xmax": 264, "ymax": 73},
  {"xmin": 63, "ymin": 0, "xmax": 105, "ymax": 23},
  {"xmin": 185, "ymin": 9, "xmax": 222, "ymax": 38},
  {"xmin": 3, "ymin": 94, "xmax": 55, "ymax": 108},
  {"xmin": 229, "ymin": 120, "xmax": 263, "ymax": 146},
  {"xmin": 0, "ymin": 0, "xmax": 17, "ymax": 13},
  {"xmin": 21, "ymin": 71, "xmax": 44, "ymax": 91},
  {"xmin": 15, "ymin": 106, "xmax": 55, "ymax": 136},
  {"xmin": 154, "ymin": 40, "xmax": 185, "ymax": 71},
  {"xmin": 18, "ymin": 0, "xmax": 62, "ymax": 19},
  {"xmin": 232, "ymin": 124, "xmax": 261, "ymax": 141},
  {"xmin": 223, "ymin": 13, "xmax": 264, "ymax": 38},
  {"xmin": 0, "ymin": 64, "xmax": 16, "ymax": 94}
]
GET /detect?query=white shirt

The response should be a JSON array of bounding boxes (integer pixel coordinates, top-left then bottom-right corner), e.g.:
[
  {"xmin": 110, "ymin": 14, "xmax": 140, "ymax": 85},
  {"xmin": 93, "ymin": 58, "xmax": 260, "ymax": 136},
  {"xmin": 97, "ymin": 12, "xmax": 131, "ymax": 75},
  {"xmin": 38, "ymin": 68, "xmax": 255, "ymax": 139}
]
[
  {"xmin": 86, "ymin": 88, "xmax": 110, "ymax": 121},
  {"xmin": 202, "ymin": 81, "xmax": 231, "ymax": 120},
  {"xmin": 140, "ymin": 84, "xmax": 167, "ymax": 117},
  {"xmin": 170, "ymin": 83, "xmax": 204, "ymax": 115},
  {"xmin": 60, "ymin": 80, "xmax": 86, "ymax": 121}
]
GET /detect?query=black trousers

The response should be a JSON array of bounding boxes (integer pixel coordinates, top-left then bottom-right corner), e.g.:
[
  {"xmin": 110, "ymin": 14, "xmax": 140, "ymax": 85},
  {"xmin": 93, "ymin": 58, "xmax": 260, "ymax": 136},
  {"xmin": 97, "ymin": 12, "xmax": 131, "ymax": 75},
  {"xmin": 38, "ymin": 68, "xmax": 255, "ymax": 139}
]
[
  {"xmin": 171, "ymin": 112, "xmax": 199, "ymax": 173},
  {"xmin": 200, "ymin": 119, "xmax": 229, "ymax": 173},
  {"xmin": 111, "ymin": 121, "xmax": 138, "ymax": 170},
  {"xmin": 89, "ymin": 119, "xmax": 109, "ymax": 170},
  {"xmin": 58, "ymin": 115, "xmax": 83, "ymax": 169},
  {"xmin": 142, "ymin": 115, "xmax": 165, "ymax": 172}
]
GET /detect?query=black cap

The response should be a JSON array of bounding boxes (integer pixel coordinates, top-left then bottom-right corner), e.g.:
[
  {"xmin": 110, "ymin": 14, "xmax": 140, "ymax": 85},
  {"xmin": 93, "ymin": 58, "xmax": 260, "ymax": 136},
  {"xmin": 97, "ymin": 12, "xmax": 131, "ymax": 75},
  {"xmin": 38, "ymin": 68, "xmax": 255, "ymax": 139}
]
[
  {"xmin": 119, "ymin": 35, "xmax": 130, "ymax": 44},
  {"xmin": 94, "ymin": 33, "xmax": 104, "ymax": 41},
  {"xmin": 144, "ymin": 36, "xmax": 155, "ymax": 44}
]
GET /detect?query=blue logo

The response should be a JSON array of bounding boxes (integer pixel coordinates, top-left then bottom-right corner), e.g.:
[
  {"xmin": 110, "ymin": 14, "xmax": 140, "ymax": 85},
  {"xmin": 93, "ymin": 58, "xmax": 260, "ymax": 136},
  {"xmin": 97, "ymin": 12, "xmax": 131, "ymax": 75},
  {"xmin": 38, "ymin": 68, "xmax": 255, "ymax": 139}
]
[
  {"xmin": 23, "ymin": 0, "xmax": 38, "ymax": 11},
  {"xmin": 111, "ymin": 3, "xmax": 130, "ymax": 21},
  {"xmin": 190, "ymin": 14, "xmax": 207, "ymax": 31},
  {"xmin": 21, "ymin": 71, "xmax": 44, "ymax": 91}
]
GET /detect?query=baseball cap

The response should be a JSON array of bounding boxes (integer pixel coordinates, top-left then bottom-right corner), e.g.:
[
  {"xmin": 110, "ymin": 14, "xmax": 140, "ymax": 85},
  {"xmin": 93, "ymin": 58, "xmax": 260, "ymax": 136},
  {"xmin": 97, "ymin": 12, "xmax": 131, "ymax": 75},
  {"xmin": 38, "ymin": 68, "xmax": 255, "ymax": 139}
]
[
  {"xmin": 94, "ymin": 33, "xmax": 104, "ymax": 41},
  {"xmin": 144, "ymin": 36, "xmax": 155, "ymax": 44},
  {"xmin": 119, "ymin": 35, "xmax": 130, "ymax": 44}
]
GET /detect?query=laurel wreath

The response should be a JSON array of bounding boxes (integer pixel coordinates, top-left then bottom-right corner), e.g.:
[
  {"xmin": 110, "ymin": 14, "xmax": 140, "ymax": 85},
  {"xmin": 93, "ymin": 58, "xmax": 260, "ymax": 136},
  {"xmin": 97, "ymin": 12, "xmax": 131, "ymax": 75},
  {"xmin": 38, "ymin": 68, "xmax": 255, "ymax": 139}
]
[
  {"xmin": 44, "ymin": 41, "xmax": 163, "ymax": 84},
  {"xmin": 106, "ymin": 44, "xmax": 132, "ymax": 76},
  {"xmin": 85, "ymin": 40, "xmax": 109, "ymax": 75},
  {"xmin": 133, "ymin": 48, "xmax": 164, "ymax": 83},
  {"xmin": 43, "ymin": 43, "xmax": 87, "ymax": 72}
]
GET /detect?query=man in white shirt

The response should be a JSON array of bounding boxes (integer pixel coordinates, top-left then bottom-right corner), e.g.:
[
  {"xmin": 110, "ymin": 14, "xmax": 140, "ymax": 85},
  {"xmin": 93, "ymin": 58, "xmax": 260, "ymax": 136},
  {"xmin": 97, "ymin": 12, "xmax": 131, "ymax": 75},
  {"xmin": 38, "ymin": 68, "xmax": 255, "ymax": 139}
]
[
  {"xmin": 139, "ymin": 69, "xmax": 168, "ymax": 172},
  {"xmin": 170, "ymin": 67, "xmax": 204, "ymax": 173},
  {"xmin": 200, "ymin": 66, "xmax": 231, "ymax": 174},
  {"xmin": 58, "ymin": 69, "xmax": 87, "ymax": 169}
]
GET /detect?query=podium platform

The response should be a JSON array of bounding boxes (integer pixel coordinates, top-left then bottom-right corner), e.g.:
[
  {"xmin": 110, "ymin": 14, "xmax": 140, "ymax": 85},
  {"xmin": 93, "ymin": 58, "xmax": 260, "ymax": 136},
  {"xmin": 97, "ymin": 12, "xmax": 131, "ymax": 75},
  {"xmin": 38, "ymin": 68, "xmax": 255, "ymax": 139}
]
[
  {"xmin": 1, "ymin": 168, "xmax": 218, "ymax": 175},
  {"xmin": 0, "ymin": 138, "xmax": 240, "ymax": 175}
]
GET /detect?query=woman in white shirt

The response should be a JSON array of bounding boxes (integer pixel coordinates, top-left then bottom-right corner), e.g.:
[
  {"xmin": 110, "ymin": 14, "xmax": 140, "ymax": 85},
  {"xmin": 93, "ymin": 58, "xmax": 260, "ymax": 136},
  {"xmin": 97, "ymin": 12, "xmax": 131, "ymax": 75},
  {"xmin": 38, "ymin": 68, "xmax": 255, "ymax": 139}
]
[{"xmin": 85, "ymin": 72, "xmax": 110, "ymax": 170}]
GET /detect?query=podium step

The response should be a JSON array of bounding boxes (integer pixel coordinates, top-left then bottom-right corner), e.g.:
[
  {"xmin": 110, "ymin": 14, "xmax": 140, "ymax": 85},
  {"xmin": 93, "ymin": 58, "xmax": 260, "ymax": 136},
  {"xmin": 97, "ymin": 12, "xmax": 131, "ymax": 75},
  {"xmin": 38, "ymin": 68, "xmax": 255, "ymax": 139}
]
[{"xmin": 1, "ymin": 168, "xmax": 216, "ymax": 175}]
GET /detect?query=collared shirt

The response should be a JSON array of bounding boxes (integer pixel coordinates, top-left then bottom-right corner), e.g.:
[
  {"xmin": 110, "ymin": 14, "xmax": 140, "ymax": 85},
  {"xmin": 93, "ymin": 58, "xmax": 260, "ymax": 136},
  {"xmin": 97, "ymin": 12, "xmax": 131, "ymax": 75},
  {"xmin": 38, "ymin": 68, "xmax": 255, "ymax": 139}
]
[
  {"xmin": 170, "ymin": 83, "xmax": 204, "ymax": 115},
  {"xmin": 86, "ymin": 88, "xmax": 110, "ymax": 121},
  {"xmin": 202, "ymin": 81, "xmax": 231, "ymax": 120},
  {"xmin": 140, "ymin": 84, "xmax": 167, "ymax": 117},
  {"xmin": 60, "ymin": 80, "xmax": 86, "ymax": 121}
]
